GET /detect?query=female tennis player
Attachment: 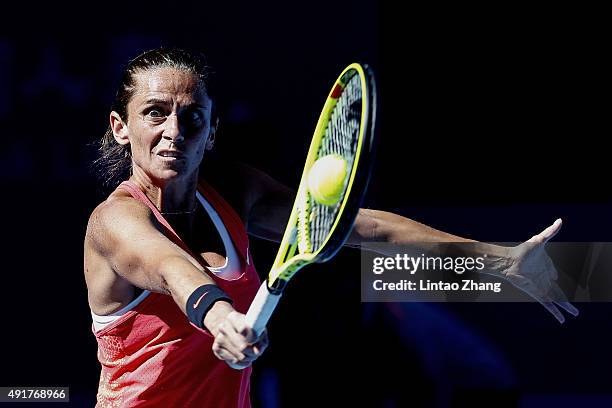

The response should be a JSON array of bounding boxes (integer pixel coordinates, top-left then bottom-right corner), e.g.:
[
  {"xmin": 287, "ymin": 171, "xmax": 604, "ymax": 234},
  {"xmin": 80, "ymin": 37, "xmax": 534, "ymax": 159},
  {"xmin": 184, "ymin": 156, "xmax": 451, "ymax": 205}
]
[{"xmin": 84, "ymin": 48, "xmax": 577, "ymax": 407}]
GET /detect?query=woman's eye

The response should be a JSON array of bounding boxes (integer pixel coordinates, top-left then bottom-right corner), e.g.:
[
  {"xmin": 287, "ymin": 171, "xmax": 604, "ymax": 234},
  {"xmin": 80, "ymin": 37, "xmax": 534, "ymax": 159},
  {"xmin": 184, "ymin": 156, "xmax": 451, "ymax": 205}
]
[
  {"xmin": 183, "ymin": 110, "xmax": 204, "ymax": 126},
  {"xmin": 147, "ymin": 109, "xmax": 164, "ymax": 118},
  {"xmin": 191, "ymin": 111, "xmax": 203, "ymax": 123}
]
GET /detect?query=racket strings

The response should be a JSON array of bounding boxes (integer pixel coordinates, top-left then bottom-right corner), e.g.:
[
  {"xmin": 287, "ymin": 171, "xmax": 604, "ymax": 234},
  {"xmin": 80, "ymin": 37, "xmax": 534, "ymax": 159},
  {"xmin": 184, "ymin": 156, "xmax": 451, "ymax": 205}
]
[{"xmin": 307, "ymin": 73, "xmax": 363, "ymax": 252}]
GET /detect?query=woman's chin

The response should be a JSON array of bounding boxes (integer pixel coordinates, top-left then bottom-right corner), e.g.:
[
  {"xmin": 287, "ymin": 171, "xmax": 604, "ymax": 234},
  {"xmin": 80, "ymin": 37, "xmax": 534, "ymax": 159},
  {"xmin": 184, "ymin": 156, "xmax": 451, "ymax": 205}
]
[{"xmin": 153, "ymin": 167, "xmax": 196, "ymax": 184}]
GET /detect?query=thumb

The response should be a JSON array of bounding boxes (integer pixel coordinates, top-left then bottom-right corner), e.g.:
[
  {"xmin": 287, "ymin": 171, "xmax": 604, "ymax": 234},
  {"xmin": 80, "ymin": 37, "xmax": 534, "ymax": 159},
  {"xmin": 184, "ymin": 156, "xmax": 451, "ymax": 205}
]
[{"xmin": 530, "ymin": 218, "xmax": 562, "ymax": 244}]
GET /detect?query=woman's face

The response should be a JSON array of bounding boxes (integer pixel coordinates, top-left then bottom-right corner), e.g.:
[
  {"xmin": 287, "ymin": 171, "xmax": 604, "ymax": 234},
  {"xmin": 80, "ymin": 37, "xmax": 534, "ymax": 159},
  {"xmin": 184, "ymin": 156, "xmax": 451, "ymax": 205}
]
[{"xmin": 113, "ymin": 67, "xmax": 214, "ymax": 185}]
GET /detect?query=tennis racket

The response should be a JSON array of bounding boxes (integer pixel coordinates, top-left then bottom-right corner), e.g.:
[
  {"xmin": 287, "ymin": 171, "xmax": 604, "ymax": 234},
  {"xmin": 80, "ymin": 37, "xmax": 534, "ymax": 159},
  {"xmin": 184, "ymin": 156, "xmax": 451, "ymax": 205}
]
[{"xmin": 244, "ymin": 63, "xmax": 378, "ymax": 336}]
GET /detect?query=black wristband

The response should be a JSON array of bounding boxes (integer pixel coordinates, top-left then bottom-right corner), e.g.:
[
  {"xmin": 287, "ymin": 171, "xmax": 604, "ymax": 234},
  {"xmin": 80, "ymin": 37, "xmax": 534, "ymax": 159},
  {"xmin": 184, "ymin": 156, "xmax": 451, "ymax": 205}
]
[{"xmin": 186, "ymin": 284, "xmax": 233, "ymax": 330}]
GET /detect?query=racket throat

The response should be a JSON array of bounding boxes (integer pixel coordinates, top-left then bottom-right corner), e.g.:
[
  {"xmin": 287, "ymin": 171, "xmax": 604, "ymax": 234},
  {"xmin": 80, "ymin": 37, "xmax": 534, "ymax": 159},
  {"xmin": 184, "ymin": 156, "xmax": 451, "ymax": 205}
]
[{"xmin": 266, "ymin": 277, "xmax": 288, "ymax": 295}]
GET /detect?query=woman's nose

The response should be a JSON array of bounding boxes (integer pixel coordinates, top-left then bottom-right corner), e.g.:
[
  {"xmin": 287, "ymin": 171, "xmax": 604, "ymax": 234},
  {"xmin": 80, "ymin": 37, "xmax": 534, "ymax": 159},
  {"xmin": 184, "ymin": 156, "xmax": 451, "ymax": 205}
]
[{"xmin": 162, "ymin": 113, "xmax": 185, "ymax": 144}]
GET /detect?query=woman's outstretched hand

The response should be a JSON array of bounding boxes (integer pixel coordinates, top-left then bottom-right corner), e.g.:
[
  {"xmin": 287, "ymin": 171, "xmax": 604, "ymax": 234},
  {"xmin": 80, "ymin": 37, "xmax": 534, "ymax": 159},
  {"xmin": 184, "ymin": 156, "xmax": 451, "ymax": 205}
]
[{"xmin": 494, "ymin": 219, "xmax": 579, "ymax": 323}]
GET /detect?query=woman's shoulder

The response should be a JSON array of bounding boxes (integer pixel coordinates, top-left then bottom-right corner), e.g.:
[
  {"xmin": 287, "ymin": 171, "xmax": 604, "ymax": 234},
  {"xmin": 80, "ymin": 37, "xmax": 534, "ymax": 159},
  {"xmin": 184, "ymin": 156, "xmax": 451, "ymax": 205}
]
[
  {"xmin": 90, "ymin": 187, "xmax": 151, "ymax": 221},
  {"xmin": 85, "ymin": 187, "xmax": 154, "ymax": 249}
]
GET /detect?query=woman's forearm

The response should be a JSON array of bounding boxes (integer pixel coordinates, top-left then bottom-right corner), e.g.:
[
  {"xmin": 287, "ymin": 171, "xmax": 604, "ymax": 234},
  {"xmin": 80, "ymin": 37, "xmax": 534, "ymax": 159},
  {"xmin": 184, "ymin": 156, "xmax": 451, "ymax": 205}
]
[
  {"xmin": 157, "ymin": 256, "xmax": 224, "ymax": 312},
  {"xmin": 157, "ymin": 255, "xmax": 238, "ymax": 332},
  {"xmin": 349, "ymin": 208, "xmax": 472, "ymax": 244},
  {"xmin": 349, "ymin": 208, "xmax": 509, "ymax": 259}
]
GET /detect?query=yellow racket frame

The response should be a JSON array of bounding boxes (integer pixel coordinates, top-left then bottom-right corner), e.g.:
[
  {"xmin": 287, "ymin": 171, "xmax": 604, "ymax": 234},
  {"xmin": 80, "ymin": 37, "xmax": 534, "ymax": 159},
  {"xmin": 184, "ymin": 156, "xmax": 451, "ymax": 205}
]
[{"xmin": 266, "ymin": 63, "xmax": 370, "ymax": 290}]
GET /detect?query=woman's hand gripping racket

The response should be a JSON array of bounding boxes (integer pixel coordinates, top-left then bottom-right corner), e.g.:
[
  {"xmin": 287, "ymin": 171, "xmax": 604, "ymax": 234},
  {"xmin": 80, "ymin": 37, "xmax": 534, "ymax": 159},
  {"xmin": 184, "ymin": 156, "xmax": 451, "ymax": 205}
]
[{"xmin": 245, "ymin": 63, "xmax": 378, "ymax": 336}]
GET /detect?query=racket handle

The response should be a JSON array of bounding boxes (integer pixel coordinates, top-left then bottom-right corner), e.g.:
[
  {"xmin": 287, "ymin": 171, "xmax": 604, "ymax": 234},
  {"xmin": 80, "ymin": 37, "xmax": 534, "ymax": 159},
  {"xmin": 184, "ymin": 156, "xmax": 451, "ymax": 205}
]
[{"xmin": 245, "ymin": 282, "xmax": 282, "ymax": 336}]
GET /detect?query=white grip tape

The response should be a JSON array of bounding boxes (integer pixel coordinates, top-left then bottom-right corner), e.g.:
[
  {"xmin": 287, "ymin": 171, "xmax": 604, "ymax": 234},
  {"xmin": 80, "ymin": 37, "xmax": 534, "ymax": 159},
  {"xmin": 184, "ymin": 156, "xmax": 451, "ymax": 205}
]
[{"xmin": 245, "ymin": 282, "xmax": 282, "ymax": 336}]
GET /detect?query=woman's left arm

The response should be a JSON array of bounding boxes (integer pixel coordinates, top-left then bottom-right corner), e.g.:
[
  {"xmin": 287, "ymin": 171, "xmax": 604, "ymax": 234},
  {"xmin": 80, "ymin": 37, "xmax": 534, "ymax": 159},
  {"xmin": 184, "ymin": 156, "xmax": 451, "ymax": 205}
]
[
  {"xmin": 242, "ymin": 164, "xmax": 578, "ymax": 323},
  {"xmin": 348, "ymin": 209, "xmax": 578, "ymax": 322}
]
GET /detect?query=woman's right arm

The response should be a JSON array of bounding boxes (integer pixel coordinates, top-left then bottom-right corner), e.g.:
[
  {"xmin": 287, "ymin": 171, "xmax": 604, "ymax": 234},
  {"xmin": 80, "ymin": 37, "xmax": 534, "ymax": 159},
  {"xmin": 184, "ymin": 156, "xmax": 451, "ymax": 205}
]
[
  {"xmin": 86, "ymin": 196, "xmax": 267, "ymax": 368},
  {"xmin": 87, "ymin": 196, "xmax": 215, "ymax": 304}
]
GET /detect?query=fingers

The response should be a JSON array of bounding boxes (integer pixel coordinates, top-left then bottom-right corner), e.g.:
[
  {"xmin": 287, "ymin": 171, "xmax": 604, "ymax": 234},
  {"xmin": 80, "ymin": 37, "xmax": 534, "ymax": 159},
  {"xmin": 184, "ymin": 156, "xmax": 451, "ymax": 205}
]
[
  {"xmin": 252, "ymin": 330, "xmax": 269, "ymax": 355},
  {"xmin": 550, "ymin": 284, "xmax": 579, "ymax": 316},
  {"xmin": 217, "ymin": 325, "xmax": 258, "ymax": 361},
  {"xmin": 212, "ymin": 341, "xmax": 251, "ymax": 368},
  {"xmin": 212, "ymin": 312, "xmax": 267, "ymax": 369},
  {"xmin": 218, "ymin": 322, "xmax": 251, "ymax": 357},
  {"xmin": 556, "ymin": 301, "xmax": 579, "ymax": 317},
  {"xmin": 542, "ymin": 218, "xmax": 563, "ymax": 241},
  {"xmin": 540, "ymin": 301, "xmax": 565, "ymax": 324},
  {"xmin": 530, "ymin": 218, "xmax": 563, "ymax": 244},
  {"xmin": 225, "ymin": 311, "xmax": 258, "ymax": 344},
  {"xmin": 533, "ymin": 284, "xmax": 578, "ymax": 323},
  {"xmin": 507, "ymin": 274, "xmax": 577, "ymax": 323}
]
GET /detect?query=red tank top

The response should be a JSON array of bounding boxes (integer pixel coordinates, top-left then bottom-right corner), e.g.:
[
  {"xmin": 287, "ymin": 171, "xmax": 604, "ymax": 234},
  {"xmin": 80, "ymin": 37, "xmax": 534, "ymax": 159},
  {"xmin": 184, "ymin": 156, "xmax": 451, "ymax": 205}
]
[{"xmin": 92, "ymin": 180, "xmax": 261, "ymax": 407}]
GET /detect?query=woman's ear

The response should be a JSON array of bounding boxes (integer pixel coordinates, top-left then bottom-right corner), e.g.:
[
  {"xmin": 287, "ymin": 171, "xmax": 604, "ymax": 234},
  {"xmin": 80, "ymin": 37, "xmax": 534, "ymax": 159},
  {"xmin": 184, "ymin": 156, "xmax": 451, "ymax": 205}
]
[
  {"xmin": 206, "ymin": 117, "xmax": 220, "ymax": 151},
  {"xmin": 110, "ymin": 111, "xmax": 130, "ymax": 146}
]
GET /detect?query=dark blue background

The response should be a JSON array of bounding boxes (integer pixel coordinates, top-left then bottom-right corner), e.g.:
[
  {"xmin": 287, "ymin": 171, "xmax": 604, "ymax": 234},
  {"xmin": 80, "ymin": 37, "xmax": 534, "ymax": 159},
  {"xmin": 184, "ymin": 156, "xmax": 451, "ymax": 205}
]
[{"xmin": 0, "ymin": 2, "xmax": 609, "ymax": 407}]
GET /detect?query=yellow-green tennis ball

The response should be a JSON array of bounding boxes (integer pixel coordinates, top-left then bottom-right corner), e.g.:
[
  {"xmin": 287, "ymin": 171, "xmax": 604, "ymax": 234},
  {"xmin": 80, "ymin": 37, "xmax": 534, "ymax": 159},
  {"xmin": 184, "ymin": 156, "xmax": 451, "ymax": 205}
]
[{"xmin": 307, "ymin": 154, "xmax": 347, "ymax": 206}]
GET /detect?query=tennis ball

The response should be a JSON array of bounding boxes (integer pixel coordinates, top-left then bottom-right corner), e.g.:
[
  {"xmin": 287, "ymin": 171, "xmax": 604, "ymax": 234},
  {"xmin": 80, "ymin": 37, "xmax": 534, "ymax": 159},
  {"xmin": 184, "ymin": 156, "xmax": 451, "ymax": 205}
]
[{"xmin": 307, "ymin": 154, "xmax": 347, "ymax": 206}]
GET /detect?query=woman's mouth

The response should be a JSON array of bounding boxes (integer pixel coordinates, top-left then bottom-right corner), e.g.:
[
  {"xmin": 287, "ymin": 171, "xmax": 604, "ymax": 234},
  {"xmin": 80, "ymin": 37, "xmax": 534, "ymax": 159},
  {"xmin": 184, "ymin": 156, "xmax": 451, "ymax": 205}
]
[{"xmin": 157, "ymin": 150, "xmax": 184, "ymax": 160}]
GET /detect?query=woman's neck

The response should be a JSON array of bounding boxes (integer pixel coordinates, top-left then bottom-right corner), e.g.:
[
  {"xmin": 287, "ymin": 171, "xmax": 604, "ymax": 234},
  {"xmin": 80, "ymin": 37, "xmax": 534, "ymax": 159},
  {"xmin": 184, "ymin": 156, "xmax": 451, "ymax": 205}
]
[{"xmin": 129, "ymin": 166, "xmax": 199, "ymax": 215}]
